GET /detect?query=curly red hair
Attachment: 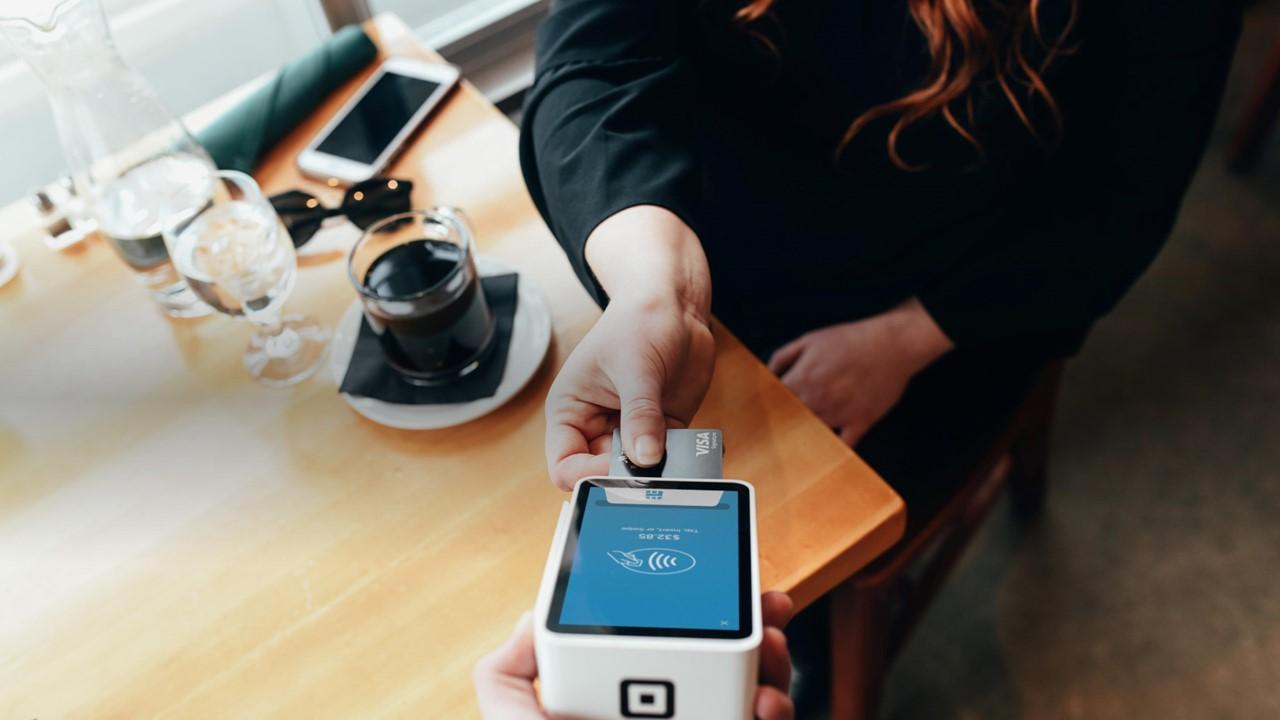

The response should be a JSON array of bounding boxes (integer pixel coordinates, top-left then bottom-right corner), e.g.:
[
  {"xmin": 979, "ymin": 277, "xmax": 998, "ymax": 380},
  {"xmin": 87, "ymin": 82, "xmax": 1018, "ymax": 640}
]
[{"xmin": 736, "ymin": 0, "xmax": 1078, "ymax": 169}]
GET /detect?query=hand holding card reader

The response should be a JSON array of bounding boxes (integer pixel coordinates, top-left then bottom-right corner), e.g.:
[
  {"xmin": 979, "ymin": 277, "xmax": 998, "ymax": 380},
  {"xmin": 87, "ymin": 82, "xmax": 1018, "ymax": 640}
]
[{"xmin": 535, "ymin": 429, "xmax": 760, "ymax": 719}]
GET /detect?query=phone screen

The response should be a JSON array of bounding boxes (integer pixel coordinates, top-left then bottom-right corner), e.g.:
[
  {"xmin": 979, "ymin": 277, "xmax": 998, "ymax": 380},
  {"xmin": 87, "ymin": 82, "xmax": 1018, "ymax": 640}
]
[
  {"xmin": 315, "ymin": 71, "xmax": 442, "ymax": 165},
  {"xmin": 547, "ymin": 480, "xmax": 752, "ymax": 639}
]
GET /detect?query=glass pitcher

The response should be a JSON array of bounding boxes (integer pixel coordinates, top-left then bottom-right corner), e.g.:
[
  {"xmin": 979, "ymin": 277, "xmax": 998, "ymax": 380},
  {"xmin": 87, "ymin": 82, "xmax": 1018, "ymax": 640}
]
[{"xmin": 0, "ymin": 0, "xmax": 214, "ymax": 317}]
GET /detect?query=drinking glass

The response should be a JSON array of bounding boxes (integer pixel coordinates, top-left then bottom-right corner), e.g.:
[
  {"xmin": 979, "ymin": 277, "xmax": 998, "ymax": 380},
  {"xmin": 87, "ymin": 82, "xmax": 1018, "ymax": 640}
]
[
  {"xmin": 348, "ymin": 207, "xmax": 496, "ymax": 385},
  {"xmin": 163, "ymin": 170, "xmax": 328, "ymax": 386}
]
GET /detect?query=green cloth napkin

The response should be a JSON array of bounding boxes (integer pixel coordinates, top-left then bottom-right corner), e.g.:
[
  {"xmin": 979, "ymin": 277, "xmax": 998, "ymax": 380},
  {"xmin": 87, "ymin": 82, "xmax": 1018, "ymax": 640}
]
[{"xmin": 196, "ymin": 25, "xmax": 378, "ymax": 173}]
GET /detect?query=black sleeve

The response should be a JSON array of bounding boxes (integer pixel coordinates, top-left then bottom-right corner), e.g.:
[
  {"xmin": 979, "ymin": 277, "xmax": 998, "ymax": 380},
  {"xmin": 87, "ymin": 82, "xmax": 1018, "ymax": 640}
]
[
  {"xmin": 519, "ymin": 0, "xmax": 702, "ymax": 306},
  {"xmin": 917, "ymin": 1, "xmax": 1242, "ymax": 356}
]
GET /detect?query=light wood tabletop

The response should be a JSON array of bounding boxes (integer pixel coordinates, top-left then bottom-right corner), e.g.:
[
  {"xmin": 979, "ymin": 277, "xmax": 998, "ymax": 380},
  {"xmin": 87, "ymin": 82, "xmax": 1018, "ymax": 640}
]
[{"xmin": 0, "ymin": 14, "xmax": 903, "ymax": 718}]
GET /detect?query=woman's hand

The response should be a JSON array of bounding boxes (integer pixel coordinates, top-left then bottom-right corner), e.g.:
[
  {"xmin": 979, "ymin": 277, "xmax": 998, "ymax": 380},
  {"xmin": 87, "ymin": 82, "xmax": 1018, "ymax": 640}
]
[
  {"xmin": 544, "ymin": 206, "xmax": 714, "ymax": 490},
  {"xmin": 767, "ymin": 299, "xmax": 953, "ymax": 446},
  {"xmin": 474, "ymin": 592, "xmax": 797, "ymax": 720}
]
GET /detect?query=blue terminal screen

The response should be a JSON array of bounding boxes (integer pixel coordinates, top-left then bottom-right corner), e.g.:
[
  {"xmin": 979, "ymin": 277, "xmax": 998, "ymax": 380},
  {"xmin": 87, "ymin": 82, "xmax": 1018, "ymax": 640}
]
[{"xmin": 555, "ymin": 485, "xmax": 745, "ymax": 635}]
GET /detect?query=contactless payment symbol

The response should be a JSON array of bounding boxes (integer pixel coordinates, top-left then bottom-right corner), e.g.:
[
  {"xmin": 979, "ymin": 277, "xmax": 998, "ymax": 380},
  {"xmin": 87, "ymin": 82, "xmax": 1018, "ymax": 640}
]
[{"xmin": 607, "ymin": 548, "xmax": 697, "ymax": 576}]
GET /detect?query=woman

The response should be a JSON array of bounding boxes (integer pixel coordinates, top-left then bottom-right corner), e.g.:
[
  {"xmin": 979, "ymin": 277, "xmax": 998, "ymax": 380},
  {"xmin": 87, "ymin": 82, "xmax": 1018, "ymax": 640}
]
[{"xmin": 521, "ymin": 1, "xmax": 1239, "ymax": 515}]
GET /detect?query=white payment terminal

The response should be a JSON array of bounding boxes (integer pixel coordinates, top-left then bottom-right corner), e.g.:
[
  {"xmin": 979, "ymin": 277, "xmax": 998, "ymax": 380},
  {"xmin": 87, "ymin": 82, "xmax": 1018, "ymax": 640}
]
[{"xmin": 534, "ymin": 477, "xmax": 762, "ymax": 719}]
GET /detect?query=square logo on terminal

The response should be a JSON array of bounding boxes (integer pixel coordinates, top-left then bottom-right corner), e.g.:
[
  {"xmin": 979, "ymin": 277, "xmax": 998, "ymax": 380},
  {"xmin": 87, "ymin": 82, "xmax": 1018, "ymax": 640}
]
[{"xmin": 620, "ymin": 679, "xmax": 674, "ymax": 718}]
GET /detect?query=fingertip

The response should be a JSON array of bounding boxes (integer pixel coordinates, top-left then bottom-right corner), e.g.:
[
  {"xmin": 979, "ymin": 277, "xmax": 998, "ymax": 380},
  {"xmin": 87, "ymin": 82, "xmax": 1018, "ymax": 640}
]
[
  {"xmin": 632, "ymin": 433, "xmax": 663, "ymax": 466},
  {"xmin": 759, "ymin": 627, "xmax": 792, "ymax": 695},
  {"xmin": 548, "ymin": 463, "xmax": 572, "ymax": 491},
  {"xmin": 838, "ymin": 425, "xmax": 865, "ymax": 447},
  {"xmin": 762, "ymin": 591, "xmax": 795, "ymax": 628},
  {"xmin": 552, "ymin": 453, "xmax": 610, "ymax": 490},
  {"xmin": 513, "ymin": 610, "xmax": 533, "ymax": 633},
  {"xmin": 588, "ymin": 432, "xmax": 614, "ymax": 456},
  {"xmin": 620, "ymin": 406, "xmax": 666, "ymax": 466},
  {"xmin": 767, "ymin": 339, "xmax": 803, "ymax": 375},
  {"xmin": 754, "ymin": 685, "xmax": 795, "ymax": 720},
  {"xmin": 617, "ymin": 379, "xmax": 667, "ymax": 466},
  {"xmin": 764, "ymin": 626, "xmax": 789, "ymax": 651},
  {"xmin": 475, "ymin": 611, "xmax": 538, "ymax": 685}
]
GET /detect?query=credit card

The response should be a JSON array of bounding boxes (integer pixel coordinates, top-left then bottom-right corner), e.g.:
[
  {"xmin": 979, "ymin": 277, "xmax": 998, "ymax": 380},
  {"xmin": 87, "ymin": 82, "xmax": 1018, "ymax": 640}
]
[{"xmin": 608, "ymin": 428, "xmax": 724, "ymax": 479}]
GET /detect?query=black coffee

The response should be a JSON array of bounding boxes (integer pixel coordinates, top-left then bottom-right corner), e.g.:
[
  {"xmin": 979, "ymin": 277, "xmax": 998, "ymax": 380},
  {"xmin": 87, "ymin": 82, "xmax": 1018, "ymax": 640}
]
[{"xmin": 362, "ymin": 239, "xmax": 494, "ymax": 380}]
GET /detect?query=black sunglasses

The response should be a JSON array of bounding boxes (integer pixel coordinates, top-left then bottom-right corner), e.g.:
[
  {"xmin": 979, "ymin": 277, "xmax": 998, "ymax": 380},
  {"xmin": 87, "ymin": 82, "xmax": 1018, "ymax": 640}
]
[{"xmin": 269, "ymin": 177, "xmax": 414, "ymax": 248}]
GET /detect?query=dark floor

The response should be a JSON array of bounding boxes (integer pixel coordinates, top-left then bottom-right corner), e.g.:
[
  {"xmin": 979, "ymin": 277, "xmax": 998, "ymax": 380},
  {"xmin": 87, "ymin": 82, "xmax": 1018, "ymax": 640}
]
[{"xmin": 881, "ymin": 4, "xmax": 1280, "ymax": 719}]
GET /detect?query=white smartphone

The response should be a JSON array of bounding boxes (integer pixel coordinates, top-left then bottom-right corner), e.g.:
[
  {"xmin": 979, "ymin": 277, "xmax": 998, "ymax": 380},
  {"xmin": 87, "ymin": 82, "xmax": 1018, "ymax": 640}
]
[{"xmin": 297, "ymin": 57, "xmax": 459, "ymax": 184}]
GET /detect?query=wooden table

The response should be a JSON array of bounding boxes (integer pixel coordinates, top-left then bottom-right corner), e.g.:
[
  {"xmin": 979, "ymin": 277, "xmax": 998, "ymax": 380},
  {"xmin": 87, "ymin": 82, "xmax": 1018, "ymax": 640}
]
[{"xmin": 0, "ymin": 15, "xmax": 903, "ymax": 718}]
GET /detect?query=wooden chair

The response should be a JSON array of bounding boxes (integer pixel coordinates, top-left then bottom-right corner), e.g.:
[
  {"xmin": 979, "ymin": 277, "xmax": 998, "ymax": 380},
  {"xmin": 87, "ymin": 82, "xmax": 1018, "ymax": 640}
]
[{"xmin": 828, "ymin": 361, "xmax": 1065, "ymax": 720}]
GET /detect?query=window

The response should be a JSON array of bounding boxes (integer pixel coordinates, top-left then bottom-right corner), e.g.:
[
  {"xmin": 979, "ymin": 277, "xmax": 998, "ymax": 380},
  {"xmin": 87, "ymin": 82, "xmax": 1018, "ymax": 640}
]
[
  {"xmin": 412, "ymin": 0, "xmax": 545, "ymax": 105},
  {"xmin": 0, "ymin": 0, "xmax": 545, "ymax": 205},
  {"xmin": 0, "ymin": 0, "xmax": 329, "ymax": 204},
  {"xmin": 372, "ymin": 0, "xmax": 519, "ymax": 37}
]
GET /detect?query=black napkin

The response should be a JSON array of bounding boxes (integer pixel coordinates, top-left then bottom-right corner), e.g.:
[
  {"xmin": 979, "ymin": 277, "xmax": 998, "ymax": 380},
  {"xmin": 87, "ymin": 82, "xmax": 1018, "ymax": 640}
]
[{"xmin": 340, "ymin": 274, "xmax": 519, "ymax": 404}]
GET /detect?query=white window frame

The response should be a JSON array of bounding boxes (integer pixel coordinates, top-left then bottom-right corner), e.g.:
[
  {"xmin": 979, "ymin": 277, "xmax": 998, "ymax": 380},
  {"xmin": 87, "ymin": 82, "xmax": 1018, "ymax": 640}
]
[{"xmin": 320, "ymin": 0, "xmax": 547, "ymax": 104}]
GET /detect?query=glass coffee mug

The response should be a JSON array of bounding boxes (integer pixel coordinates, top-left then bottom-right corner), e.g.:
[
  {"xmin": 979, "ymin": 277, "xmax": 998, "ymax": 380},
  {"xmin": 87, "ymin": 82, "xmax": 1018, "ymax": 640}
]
[{"xmin": 348, "ymin": 208, "xmax": 496, "ymax": 385}]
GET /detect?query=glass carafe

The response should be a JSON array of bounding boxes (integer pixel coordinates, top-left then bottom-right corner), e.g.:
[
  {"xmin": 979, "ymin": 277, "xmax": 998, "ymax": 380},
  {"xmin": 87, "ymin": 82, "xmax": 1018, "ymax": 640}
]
[{"xmin": 0, "ymin": 0, "xmax": 214, "ymax": 317}]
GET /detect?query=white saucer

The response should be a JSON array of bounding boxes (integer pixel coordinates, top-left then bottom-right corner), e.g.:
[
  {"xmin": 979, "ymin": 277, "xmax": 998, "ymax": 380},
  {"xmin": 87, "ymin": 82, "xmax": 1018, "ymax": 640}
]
[
  {"xmin": 0, "ymin": 241, "xmax": 18, "ymax": 288},
  {"xmin": 329, "ymin": 257, "xmax": 552, "ymax": 430}
]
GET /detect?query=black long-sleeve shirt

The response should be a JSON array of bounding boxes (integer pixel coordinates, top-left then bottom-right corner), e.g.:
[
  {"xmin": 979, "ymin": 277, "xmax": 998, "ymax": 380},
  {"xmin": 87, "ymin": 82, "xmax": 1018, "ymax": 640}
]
[{"xmin": 519, "ymin": 0, "xmax": 1240, "ymax": 357}]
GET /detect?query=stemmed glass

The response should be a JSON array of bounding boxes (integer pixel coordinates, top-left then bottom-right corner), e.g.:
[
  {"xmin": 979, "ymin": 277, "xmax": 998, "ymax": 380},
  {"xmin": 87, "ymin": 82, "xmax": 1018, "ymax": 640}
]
[{"xmin": 163, "ymin": 170, "xmax": 328, "ymax": 386}]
